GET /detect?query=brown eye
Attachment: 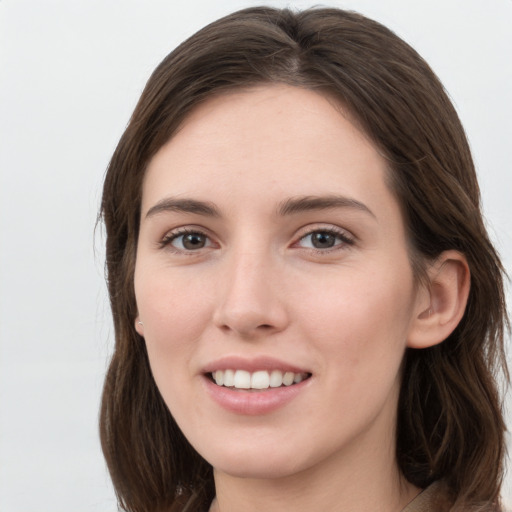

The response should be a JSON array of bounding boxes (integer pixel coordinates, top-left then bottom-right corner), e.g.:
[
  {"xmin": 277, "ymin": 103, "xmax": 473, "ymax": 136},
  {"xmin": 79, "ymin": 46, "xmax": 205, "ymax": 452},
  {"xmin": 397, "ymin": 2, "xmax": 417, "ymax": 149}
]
[
  {"xmin": 167, "ymin": 231, "xmax": 211, "ymax": 251},
  {"xmin": 182, "ymin": 233, "xmax": 207, "ymax": 250},
  {"xmin": 311, "ymin": 232, "xmax": 336, "ymax": 249},
  {"xmin": 297, "ymin": 229, "xmax": 354, "ymax": 251}
]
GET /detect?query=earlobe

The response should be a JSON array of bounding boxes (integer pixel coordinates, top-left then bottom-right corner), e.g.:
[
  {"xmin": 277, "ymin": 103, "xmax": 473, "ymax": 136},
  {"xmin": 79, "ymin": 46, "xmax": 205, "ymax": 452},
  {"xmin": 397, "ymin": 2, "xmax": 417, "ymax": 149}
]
[
  {"xmin": 135, "ymin": 317, "xmax": 144, "ymax": 336},
  {"xmin": 407, "ymin": 250, "xmax": 470, "ymax": 349}
]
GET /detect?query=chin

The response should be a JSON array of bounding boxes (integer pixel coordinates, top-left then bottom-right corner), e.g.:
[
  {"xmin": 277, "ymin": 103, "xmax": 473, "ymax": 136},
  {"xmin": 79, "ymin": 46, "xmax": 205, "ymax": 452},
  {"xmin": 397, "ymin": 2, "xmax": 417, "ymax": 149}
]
[
  {"xmin": 214, "ymin": 457, "xmax": 304, "ymax": 480},
  {"xmin": 199, "ymin": 439, "xmax": 315, "ymax": 480}
]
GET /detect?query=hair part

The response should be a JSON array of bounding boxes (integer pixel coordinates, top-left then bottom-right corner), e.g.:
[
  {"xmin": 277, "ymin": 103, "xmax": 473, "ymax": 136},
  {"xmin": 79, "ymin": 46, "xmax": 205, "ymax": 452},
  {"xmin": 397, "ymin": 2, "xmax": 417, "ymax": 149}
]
[{"xmin": 100, "ymin": 7, "xmax": 509, "ymax": 512}]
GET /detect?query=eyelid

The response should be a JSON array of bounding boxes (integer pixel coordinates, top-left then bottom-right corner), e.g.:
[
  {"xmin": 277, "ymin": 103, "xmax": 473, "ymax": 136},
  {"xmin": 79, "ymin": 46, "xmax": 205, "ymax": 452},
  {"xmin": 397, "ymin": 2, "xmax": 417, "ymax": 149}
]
[
  {"xmin": 156, "ymin": 223, "xmax": 355, "ymax": 254},
  {"xmin": 158, "ymin": 225, "xmax": 217, "ymax": 253},
  {"xmin": 292, "ymin": 224, "xmax": 356, "ymax": 250}
]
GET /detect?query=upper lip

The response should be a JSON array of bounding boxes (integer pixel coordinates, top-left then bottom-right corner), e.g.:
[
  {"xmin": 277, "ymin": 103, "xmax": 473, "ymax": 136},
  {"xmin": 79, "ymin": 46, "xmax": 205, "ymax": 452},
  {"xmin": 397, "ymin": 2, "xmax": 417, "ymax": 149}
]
[{"xmin": 202, "ymin": 356, "xmax": 310, "ymax": 375}]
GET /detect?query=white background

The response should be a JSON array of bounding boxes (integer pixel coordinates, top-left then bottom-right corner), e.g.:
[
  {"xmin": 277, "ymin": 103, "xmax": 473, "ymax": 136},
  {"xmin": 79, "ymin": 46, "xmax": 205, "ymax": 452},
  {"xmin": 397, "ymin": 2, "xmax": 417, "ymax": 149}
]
[{"xmin": 0, "ymin": 1, "xmax": 510, "ymax": 510}]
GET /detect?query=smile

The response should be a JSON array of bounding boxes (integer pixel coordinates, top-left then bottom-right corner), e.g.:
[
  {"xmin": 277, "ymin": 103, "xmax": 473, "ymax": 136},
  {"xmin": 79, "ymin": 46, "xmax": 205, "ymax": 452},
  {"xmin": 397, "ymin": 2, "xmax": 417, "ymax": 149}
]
[{"xmin": 211, "ymin": 369, "xmax": 311, "ymax": 390}]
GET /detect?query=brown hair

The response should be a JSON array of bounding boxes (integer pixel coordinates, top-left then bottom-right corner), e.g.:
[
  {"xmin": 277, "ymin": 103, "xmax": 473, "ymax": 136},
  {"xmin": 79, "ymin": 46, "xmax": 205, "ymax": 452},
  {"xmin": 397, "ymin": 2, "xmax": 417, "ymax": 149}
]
[{"xmin": 99, "ymin": 7, "xmax": 509, "ymax": 512}]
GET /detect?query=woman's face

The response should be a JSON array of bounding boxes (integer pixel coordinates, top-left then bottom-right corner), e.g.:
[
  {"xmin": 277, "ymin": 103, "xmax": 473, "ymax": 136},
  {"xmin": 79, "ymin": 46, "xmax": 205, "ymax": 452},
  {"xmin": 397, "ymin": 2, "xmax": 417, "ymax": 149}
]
[{"xmin": 134, "ymin": 85, "xmax": 423, "ymax": 480}]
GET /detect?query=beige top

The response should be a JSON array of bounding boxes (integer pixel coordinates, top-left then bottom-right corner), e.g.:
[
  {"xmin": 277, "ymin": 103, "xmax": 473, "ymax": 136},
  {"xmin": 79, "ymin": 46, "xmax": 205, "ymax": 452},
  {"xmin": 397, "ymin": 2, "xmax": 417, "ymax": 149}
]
[
  {"xmin": 402, "ymin": 482, "xmax": 441, "ymax": 512},
  {"xmin": 208, "ymin": 483, "xmax": 443, "ymax": 512}
]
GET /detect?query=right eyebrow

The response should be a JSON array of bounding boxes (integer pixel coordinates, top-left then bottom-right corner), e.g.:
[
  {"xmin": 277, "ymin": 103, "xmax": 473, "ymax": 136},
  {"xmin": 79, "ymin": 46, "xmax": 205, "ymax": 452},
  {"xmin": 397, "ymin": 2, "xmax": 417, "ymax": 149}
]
[{"xmin": 145, "ymin": 197, "xmax": 221, "ymax": 219}]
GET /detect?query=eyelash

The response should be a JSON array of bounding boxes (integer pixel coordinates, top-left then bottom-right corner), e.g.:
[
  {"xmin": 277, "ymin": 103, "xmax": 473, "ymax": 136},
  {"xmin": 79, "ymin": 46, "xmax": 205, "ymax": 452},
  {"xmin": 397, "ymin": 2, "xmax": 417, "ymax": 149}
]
[
  {"xmin": 159, "ymin": 228, "xmax": 212, "ymax": 253},
  {"xmin": 158, "ymin": 226, "xmax": 355, "ymax": 254},
  {"xmin": 295, "ymin": 227, "xmax": 355, "ymax": 253}
]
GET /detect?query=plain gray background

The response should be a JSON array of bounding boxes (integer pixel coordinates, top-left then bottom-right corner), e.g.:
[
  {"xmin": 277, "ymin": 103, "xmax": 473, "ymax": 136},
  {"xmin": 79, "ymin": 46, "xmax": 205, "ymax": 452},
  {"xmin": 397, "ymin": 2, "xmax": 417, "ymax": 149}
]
[{"xmin": 0, "ymin": 1, "xmax": 510, "ymax": 510}]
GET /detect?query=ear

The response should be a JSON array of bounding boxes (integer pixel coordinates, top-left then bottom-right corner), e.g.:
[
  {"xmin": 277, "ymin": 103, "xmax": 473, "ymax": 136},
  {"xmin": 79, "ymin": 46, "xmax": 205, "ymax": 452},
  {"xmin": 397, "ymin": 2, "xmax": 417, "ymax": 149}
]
[
  {"xmin": 135, "ymin": 316, "xmax": 144, "ymax": 337},
  {"xmin": 407, "ymin": 250, "xmax": 470, "ymax": 349}
]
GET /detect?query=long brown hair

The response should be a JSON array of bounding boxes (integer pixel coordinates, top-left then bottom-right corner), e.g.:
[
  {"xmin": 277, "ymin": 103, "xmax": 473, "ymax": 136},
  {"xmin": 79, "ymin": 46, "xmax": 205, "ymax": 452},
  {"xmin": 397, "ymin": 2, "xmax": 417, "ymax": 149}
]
[{"xmin": 99, "ymin": 7, "xmax": 509, "ymax": 512}]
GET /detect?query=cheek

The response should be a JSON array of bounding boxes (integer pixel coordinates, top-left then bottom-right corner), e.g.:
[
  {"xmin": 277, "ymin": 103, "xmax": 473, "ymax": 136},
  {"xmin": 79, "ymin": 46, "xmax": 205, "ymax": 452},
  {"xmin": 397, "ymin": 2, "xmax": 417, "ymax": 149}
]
[
  {"xmin": 134, "ymin": 269, "xmax": 212, "ymax": 380},
  {"xmin": 295, "ymin": 265, "xmax": 416, "ymax": 371},
  {"xmin": 298, "ymin": 270, "xmax": 414, "ymax": 433},
  {"xmin": 134, "ymin": 278, "xmax": 208, "ymax": 424}
]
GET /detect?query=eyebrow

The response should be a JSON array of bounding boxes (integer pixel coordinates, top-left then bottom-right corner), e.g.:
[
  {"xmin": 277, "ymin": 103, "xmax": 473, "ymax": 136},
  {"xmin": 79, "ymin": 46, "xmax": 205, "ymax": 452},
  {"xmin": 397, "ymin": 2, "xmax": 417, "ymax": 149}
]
[
  {"xmin": 145, "ymin": 198, "xmax": 221, "ymax": 219},
  {"xmin": 278, "ymin": 195, "xmax": 375, "ymax": 218},
  {"xmin": 144, "ymin": 194, "xmax": 375, "ymax": 219}
]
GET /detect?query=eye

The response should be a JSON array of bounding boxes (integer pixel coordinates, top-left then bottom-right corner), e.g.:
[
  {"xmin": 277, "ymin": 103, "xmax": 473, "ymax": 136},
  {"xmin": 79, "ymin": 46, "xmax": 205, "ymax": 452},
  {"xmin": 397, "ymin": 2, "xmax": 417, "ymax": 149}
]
[
  {"xmin": 297, "ymin": 228, "xmax": 354, "ymax": 250},
  {"xmin": 161, "ymin": 229, "xmax": 212, "ymax": 252}
]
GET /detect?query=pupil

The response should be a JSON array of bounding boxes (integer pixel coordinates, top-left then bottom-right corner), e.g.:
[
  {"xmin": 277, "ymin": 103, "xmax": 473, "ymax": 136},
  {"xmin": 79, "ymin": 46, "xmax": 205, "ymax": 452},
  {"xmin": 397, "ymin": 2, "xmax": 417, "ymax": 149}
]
[
  {"xmin": 312, "ymin": 232, "xmax": 335, "ymax": 248},
  {"xmin": 183, "ymin": 233, "xmax": 205, "ymax": 250}
]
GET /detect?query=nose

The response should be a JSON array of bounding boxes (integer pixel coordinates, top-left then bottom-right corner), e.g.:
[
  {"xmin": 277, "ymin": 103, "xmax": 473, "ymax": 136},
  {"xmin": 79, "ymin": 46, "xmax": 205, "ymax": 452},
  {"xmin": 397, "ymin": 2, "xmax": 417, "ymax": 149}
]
[{"xmin": 213, "ymin": 249, "xmax": 289, "ymax": 338}]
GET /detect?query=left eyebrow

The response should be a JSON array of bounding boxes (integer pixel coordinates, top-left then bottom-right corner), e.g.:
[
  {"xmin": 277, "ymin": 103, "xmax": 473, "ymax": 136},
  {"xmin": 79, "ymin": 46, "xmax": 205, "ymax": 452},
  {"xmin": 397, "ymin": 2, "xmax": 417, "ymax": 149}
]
[{"xmin": 278, "ymin": 195, "xmax": 376, "ymax": 218}]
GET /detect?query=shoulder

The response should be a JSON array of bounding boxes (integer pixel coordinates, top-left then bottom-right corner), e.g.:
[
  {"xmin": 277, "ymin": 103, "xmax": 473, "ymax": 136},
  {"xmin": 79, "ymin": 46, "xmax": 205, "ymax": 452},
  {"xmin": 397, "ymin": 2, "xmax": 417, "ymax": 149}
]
[
  {"xmin": 402, "ymin": 482, "xmax": 507, "ymax": 512},
  {"xmin": 402, "ymin": 482, "xmax": 445, "ymax": 512}
]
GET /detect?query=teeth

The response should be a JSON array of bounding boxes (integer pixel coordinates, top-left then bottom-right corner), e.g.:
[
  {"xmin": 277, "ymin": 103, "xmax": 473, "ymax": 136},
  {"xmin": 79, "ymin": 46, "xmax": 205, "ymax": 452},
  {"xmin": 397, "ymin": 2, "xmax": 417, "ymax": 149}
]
[
  {"xmin": 251, "ymin": 370, "xmax": 270, "ymax": 389},
  {"xmin": 213, "ymin": 370, "xmax": 223, "ymax": 386},
  {"xmin": 223, "ymin": 369, "xmax": 235, "ymax": 387},
  {"xmin": 282, "ymin": 371, "xmax": 295, "ymax": 386},
  {"xmin": 211, "ymin": 369, "xmax": 309, "ymax": 390},
  {"xmin": 269, "ymin": 369, "xmax": 283, "ymax": 388},
  {"xmin": 233, "ymin": 370, "xmax": 251, "ymax": 389}
]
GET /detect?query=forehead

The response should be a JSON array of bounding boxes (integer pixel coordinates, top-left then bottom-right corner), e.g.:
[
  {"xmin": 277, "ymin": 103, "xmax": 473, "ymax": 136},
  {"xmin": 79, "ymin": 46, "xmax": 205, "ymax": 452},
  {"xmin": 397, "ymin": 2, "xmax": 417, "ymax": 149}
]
[
  {"xmin": 142, "ymin": 85, "xmax": 394, "ymax": 219},
  {"xmin": 168, "ymin": 85, "xmax": 370, "ymax": 162}
]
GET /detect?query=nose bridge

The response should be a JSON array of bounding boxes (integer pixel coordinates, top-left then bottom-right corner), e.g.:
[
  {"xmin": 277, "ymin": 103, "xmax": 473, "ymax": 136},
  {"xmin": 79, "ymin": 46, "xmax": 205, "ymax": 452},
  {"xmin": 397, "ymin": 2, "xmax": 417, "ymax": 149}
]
[{"xmin": 213, "ymin": 241, "xmax": 287, "ymax": 336}]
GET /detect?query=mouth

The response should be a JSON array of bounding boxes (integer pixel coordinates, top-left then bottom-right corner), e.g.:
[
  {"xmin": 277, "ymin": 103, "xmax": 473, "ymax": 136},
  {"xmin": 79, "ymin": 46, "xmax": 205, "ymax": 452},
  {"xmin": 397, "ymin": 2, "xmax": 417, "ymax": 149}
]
[{"xmin": 208, "ymin": 369, "xmax": 312, "ymax": 391}]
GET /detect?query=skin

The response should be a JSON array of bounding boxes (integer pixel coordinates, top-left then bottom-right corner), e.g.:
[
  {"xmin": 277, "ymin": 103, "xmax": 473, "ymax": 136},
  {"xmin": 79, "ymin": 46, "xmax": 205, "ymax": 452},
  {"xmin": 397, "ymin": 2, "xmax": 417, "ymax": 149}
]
[{"xmin": 133, "ymin": 85, "xmax": 466, "ymax": 511}]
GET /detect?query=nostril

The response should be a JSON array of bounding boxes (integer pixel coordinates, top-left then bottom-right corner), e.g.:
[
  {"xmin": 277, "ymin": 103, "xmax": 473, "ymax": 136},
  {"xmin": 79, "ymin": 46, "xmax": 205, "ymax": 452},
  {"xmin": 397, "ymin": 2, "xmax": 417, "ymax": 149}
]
[{"xmin": 213, "ymin": 299, "xmax": 289, "ymax": 336}]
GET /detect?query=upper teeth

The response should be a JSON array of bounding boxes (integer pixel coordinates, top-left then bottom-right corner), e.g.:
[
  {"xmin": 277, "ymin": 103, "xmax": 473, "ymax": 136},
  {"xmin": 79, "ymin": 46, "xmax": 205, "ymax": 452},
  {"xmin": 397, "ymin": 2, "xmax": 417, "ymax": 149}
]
[{"xmin": 212, "ymin": 369, "xmax": 308, "ymax": 389}]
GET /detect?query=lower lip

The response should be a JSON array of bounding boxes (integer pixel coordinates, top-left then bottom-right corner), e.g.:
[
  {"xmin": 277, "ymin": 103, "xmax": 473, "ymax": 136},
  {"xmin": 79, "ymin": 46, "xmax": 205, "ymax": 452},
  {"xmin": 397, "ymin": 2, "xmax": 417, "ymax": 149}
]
[{"xmin": 202, "ymin": 375, "xmax": 310, "ymax": 415}]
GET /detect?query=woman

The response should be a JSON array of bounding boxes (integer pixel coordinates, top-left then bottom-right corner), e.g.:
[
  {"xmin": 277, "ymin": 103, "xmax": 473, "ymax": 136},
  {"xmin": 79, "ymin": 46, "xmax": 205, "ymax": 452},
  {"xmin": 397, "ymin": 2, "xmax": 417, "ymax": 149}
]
[{"xmin": 99, "ymin": 7, "xmax": 509, "ymax": 512}]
